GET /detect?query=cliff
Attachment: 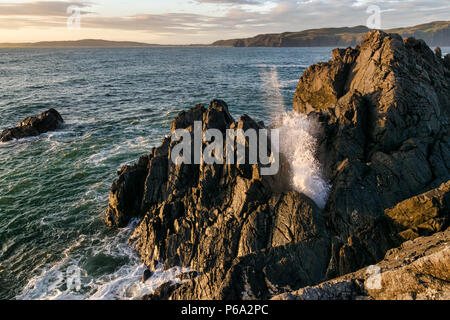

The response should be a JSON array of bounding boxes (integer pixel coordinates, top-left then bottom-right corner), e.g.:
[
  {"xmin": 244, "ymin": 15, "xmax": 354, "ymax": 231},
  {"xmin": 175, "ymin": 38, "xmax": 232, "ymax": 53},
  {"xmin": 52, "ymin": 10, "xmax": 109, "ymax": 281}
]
[
  {"xmin": 212, "ymin": 21, "xmax": 450, "ymax": 47},
  {"xmin": 105, "ymin": 30, "xmax": 450, "ymax": 300}
]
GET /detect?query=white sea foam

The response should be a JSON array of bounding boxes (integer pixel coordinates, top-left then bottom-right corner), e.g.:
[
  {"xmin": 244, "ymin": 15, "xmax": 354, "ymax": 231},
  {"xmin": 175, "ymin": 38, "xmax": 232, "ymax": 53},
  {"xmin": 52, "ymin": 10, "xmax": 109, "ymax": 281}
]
[
  {"xmin": 256, "ymin": 63, "xmax": 310, "ymax": 68},
  {"xmin": 261, "ymin": 66, "xmax": 331, "ymax": 208},
  {"xmin": 276, "ymin": 112, "xmax": 331, "ymax": 209},
  {"xmin": 16, "ymin": 219, "xmax": 190, "ymax": 300}
]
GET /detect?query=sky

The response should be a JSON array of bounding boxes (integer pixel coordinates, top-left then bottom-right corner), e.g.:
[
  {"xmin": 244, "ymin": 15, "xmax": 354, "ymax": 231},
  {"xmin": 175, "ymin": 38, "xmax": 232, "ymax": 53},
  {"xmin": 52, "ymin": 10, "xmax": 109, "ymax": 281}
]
[{"xmin": 0, "ymin": 0, "xmax": 449, "ymax": 44}]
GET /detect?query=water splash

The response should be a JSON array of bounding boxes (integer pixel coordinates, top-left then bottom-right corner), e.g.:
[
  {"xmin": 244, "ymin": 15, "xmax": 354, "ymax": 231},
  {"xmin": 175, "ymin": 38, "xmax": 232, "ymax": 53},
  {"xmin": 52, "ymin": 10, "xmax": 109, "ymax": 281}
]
[
  {"xmin": 260, "ymin": 66, "xmax": 286, "ymax": 118},
  {"xmin": 277, "ymin": 112, "xmax": 331, "ymax": 209},
  {"xmin": 16, "ymin": 219, "xmax": 189, "ymax": 300},
  {"xmin": 260, "ymin": 66, "xmax": 330, "ymax": 208}
]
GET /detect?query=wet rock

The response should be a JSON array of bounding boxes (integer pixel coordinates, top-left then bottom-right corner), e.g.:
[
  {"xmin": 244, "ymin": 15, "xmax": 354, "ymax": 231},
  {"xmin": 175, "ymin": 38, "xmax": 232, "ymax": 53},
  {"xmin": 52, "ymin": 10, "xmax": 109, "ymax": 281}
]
[
  {"xmin": 142, "ymin": 269, "xmax": 153, "ymax": 283},
  {"xmin": 143, "ymin": 282, "xmax": 181, "ymax": 300},
  {"xmin": 0, "ymin": 108, "xmax": 64, "ymax": 142},
  {"xmin": 445, "ymin": 54, "xmax": 450, "ymax": 70},
  {"xmin": 105, "ymin": 155, "xmax": 150, "ymax": 227},
  {"xmin": 106, "ymin": 99, "xmax": 330, "ymax": 299}
]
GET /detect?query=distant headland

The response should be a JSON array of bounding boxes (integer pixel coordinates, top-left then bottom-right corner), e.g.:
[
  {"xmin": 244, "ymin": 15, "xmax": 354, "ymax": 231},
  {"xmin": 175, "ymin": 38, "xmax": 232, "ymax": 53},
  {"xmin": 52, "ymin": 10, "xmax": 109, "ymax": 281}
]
[
  {"xmin": 0, "ymin": 39, "xmax": 206, "ymax": 48},
  {"xmin": 212, "ymin": 21, "xmax": 450, "ymax": 47},
  {"xmin": 1, "ymin": 21, "xmax": 448, "ymax": 48}
]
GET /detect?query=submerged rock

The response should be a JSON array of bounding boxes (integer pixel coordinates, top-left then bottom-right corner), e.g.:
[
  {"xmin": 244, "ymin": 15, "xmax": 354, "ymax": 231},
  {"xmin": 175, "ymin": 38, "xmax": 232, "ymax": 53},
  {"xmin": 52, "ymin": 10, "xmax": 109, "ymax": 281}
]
[
  {"xmin": 142, "ymin": 269, "xmax": 153, "ymax": 283},
  {"xmin": 0, "ymin": 108, "xmax": 64, "ymax": 142},
  {"xmin": 106, "ymin": 31, "xmax": 450, "ymax": 300}
]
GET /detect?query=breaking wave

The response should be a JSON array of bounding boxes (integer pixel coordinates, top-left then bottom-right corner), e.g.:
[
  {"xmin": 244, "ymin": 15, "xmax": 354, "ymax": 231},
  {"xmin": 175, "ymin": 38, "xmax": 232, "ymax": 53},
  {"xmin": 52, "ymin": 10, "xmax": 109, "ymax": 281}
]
[
  {"xmin": 277, "ymin": 112, "xmax": 331, "ymax": 209},
  {"xmin": 260, "ymin": 66, "xmax": 331, "ymax": 208}
]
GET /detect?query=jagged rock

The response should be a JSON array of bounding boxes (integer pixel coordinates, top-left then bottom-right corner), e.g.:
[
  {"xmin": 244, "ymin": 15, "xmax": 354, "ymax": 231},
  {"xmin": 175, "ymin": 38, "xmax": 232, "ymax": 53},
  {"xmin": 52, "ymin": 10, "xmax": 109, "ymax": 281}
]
[
  {"xmin": 386, "ymin": 181, "xmax": 450, "ymax": 240},
  {"xmin": 107, "ymin": 100, "xmax": 331, "ymax": 299},
  {"xmin": 445, "ymin": 54, "xmax": 450, "ymax": 70},
  {"xmin": 107, "ymin": 31, "xmax": 450, "ymax": 300},
  {"xmin": 273, "ymin": 229, "xmax": 450, "ymax": 300},
  {"xmin": 177, "ymin": 271, "xmax": 199, "ymax": 281},
  {"xmin": 0, "ymin": 108, "xmax": 64, "ymax": 142},
  {"xmin": 143, "ymin": 281, "xmax": 181, "ymax": 300},
  {"xmin": 105, "ymin": 155, "xmax": 150, "ymax": 227},
  {"xmin": 294, "ymin": 30, "xmax": 450, "ymax": 276},
  {"xmin": 434, "ymin": 47, "xmax": 442, "ymax": 59},
  {"xmin": 142, "ymin": 269, "xmax": 153, "ymax": 283}
]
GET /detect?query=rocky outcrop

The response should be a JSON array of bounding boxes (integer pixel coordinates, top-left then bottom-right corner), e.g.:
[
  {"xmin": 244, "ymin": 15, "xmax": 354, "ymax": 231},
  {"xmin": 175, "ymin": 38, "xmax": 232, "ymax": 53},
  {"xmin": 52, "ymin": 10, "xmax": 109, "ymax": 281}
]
[
  {"xmin": 386, "ymin": 181, "xmax": 450, "ymax": 240},
  {"xmin": 294, "ymin": 30, "xmax": 450, "ymax": 276},
  {"xmin": 106, "ymin": 100, "xmax": 331, "ymax": 299},
  {"xmin": 105, "ymin": 30, "xmax": 450, "ymax": 300},
  {"xmin": 0, "ymin": 109, "xmax": 64, "ymax": 142},
  {"xmin": 273, "ymin": 229, "xmax": 450, "ymax": 300}
]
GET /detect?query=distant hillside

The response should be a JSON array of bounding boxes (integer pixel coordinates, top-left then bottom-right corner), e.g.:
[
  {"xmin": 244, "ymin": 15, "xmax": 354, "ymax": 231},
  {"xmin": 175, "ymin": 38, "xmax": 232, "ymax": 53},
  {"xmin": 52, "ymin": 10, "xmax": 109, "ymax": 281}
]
[
  {"xmin": 212, "ymin": 21, "xmax": 450, "ymax": 47},
  {"xmin": 0, "ymin": 39, "xmax": 158, "ymax": 48}
]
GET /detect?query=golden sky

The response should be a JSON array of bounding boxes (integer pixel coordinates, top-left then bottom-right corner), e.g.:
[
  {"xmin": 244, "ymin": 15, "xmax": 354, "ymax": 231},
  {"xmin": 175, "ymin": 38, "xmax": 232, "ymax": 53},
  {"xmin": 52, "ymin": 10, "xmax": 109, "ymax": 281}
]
[{"xmin": 0, "ymin": 0, "xmax": 449, "ymax": 44}]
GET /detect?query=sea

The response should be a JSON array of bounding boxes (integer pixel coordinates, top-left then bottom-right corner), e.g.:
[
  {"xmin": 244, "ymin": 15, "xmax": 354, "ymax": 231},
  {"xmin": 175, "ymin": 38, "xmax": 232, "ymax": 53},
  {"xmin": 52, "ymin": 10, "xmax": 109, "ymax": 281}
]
[{"xmin": 1, "ymin": 46, "xmax": 447, "ymax": 300}]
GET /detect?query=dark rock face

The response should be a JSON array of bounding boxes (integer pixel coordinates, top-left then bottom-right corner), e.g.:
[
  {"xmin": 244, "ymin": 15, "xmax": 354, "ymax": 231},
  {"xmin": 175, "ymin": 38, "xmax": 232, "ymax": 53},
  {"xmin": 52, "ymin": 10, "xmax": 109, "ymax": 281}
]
[
  {"xmin": 106, "ymin": 100, "xmax": 331, "ymax": 299},
  {"xmin": 106, "ymin": 31, "xmax": 450, "ymax": 300},
  {"xmin": 294, "ymin": 30, "xmax": 450, "ymax": 276},
  {"xmin": 142, "ymin": 269, "xmax": 153, "ymax": 283},
  {"xmin": 0, "ymin": 109, "xmax": 64, "ymax": 143},
  {"xmin": 434, "ymin": 47, "xmax": 442, "ymax": 59},
  {"xmin": 273, "ymin": 229, "xmax": 450, "ymax": 300},
  {"xmin": 445, "ymin": 54, "xmax": 450, "ymax": 70},
  {"xmin": 143, "ymin": 281, "xmax": 181, "ymax": 300}
]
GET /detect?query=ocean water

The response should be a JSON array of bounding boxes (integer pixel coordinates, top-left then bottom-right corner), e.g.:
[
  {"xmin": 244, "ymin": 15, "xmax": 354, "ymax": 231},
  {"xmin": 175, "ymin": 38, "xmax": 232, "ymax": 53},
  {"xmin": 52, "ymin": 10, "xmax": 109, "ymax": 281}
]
[{"xmin": 0, "ymin": 46, "xmax": 335, "ymax": 300}]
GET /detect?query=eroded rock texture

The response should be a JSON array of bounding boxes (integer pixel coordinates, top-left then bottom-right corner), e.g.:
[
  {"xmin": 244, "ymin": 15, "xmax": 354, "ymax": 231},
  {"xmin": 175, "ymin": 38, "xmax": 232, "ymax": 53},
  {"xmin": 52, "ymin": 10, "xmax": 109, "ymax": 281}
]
[
  {"xmin": 107, "ymin": 100, "xmax": 331, "ymax": 299},
  {"xmin": 294, "ymin": 30, "xmax": 450, "ymax": 277},
  {"xmin": 273, "ymin": 229, "xmax": 450, "ymax": 300},
  {"xmin": 0, "ymin": 109, "xmax": 64, "ymax": 142},
  {"xmin": 106, "ymin": 30, "xmax": 450, "ymax": 300}
]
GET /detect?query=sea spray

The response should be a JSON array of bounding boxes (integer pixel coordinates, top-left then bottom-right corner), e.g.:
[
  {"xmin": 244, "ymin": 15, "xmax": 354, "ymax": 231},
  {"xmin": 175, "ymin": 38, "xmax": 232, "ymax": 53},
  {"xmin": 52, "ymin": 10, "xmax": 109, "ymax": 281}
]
[
  {"xmin": 16, "ymin": 218, "xmax": 189, "ymax": 300},
  {"xmin": 276, "ymin": 112, "xmax": 331, "ymax": 209},
  {"xmin": 260, "ymin": 66, "xmax": 286, "ymax": 118},
  {"xmin": 260, "ymin": 65, "xmax": 330, "ymax": 208}
]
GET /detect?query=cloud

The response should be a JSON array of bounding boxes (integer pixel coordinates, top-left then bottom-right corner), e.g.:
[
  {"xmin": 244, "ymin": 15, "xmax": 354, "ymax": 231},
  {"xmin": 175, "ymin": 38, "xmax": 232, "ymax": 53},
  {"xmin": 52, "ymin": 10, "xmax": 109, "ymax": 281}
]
[
  {"xmin": 0, "ymin": 1, "xmax": 92, "ymax": 16},
  {"xmin": 0, "ymin": 0, "xmax": 449, "ymax": 42},
  {"xmin": 194, "ymin": 0, "xmax": 262, "ymax": 4}
]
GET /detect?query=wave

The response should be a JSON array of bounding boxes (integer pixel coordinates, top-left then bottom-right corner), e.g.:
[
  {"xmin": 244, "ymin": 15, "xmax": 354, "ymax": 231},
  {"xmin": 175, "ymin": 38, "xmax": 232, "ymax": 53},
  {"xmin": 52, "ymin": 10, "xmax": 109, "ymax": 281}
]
[
  {"xmin": 255, "ymin": 63, "xmax": 310, "ymax": 68},
  {"xmin": 16, "ymin": 219, "xmax": 190, "ymax": 300},
  {"xmin": 261, "ymin": 65, "xmax": 330, "ymax": 208},
  {"xmin": 277, "ymin": 112, "xmax": 331, "ymax": 209}
]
